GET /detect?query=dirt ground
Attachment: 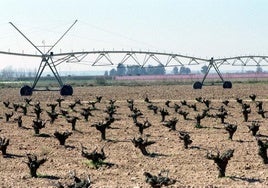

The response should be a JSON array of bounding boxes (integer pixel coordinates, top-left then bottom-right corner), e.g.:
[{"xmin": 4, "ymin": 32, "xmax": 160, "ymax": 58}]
[{"xmin": 0, "ymin": 83, "xmax": 267, "ymax": 187}]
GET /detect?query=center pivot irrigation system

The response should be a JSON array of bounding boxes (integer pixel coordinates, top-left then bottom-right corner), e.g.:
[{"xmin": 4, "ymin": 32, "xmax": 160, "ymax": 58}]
[{"xmin": 0, "ymin": 20, "xmax": 268, "ymax": 96}]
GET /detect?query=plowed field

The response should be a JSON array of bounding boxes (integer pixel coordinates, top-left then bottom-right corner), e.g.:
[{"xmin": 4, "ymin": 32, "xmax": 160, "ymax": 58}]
[{"xmin": 0, "ymin": 84, "xmax": 267, "ymax": 187}]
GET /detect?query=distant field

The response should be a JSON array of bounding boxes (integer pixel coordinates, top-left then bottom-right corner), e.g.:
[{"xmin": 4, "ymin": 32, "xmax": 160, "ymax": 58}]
[
  {"xmin": 115, "ymin": 72, "xmax": 268, "ymax": 81},
  {"xmin": 0, "ymin": 73, "xmax": 268, "ymax": 89}
]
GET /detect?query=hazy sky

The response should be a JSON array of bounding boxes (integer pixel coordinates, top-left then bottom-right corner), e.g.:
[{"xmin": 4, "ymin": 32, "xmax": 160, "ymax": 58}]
[{"xmin": 0, "ymin": 0, "xmax": 267, "ymax": 72}]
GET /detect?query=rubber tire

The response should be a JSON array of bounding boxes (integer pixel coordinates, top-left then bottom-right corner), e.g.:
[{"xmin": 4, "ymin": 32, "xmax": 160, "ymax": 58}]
[
  {"xmin": 60, "ymin": 85, "xmax": 73, "ymax": 96},
  {"xmin": 193, "ymin": 81, "xmax": 202, "ymax": 89},
  {"xmin": 223, "ymin": 81, "xmax": 232, "ymax": 89},
  {"xmin": 20, "ymin": 85, "xmax": 33, "ymax": 96}
]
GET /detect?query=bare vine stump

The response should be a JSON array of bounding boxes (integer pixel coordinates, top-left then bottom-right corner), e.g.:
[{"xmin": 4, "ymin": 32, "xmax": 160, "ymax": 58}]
[
  {"xmin": 81, "ymin": 145, "xmax": 113, "ymax": 168},
  {"xmin": 54, "ymin": 131, "xmax": 72, "ymax": 145},
  {"xmin": 3, "ymin": 101, "xmax": 10, "ymax": 108},
  {"xmin": 24, "ymin": 98, "xmax": 32, "ymax": 105},
  {"xmin": 257, "ymin": 109, "xmax": 266, "ymax": 118},
  {"xmin": 203, "ymin": 99, "xmax": 211, "ymax": 108},
  {"xmin": 222, "ymin": 100, "xmax": 229, "ymax": 106},
  {"xmin": 206, "ymin": 149, "xmax": 234, "ymax": 178},
  {"xmin": 248, "ymin": 121, "xmax": 260, "ymax": 136},
  {"xmin": 68, "ymin": 102, "xmax": 77, "ymax": 111},
  {"xmin": 144, "ymin": 170, "xmax": 176, "ymax": 187},
  {"xmin": 224, "ymin": 123, "xmax": 237, "ymax": 140},
  {"xmin": 91, "ymin": 121, "xmax": 110, "ymax": 140},
  {"xmin": 256, "ymin": 139, "xmax": 268, "ymax": 164},
  {"xmin": 256, "ymin": 101, "xmax": 263, "ymax": 111},
  {"xmin": 96, "ymin": 95, "xmax": 102, "ymax": 103},
  {"xmin": 135, "ymin": 119, "xmax": 151, "ymax": 134},
  {"xmin": 127, "ymin": 99, "xmax": 134, "ymax": 111},
  {"xmin": 32, "ymin": 119, "xmax": 46, "ymax": 135},
  {"xmin": 160, "ymin": 108, "xmax": 169, "ymax": 122},
  {"xmin": 20, "ymin": 104, "xmax": 28, "ymax": 115},
  {"xmin": 189, "ymin": 103, "xmax": 197, "ymax": 111},
  {"xmin": 69, "ymin": 175, "xmax": 91, "ymax": 188},
  {"xmin": 17, "ymin": 115, "xmax": 22, "ymax": 127},
  {"xmin": 249, "ymin": 94, "xmax": 256, "ymax": 101},
  {"xmin": 178, "ymin": 110, "xmax": 189, "ymax": 120},
  {"xmin": 195, "ymin": 113, "xmax": 205, "ymax": 128},
  {"xmin": 195, "ymin": 97, "xmax": 203, "ymax": 103},
  {"xmin": 144, "ymin": 96, "xmax": 152, "ymax": 103},
  {"xmin": 24, "ymin": 154, "xmax": 47, "ymax": 178},
  {"xmin": 242, "ymin": 104, "xmax": 251, "ymax": 122},
  {"xmin": 88, "ymin": 101, "xmax": 97, "ymax": 110},
  {"xmin": 33, "ymin": 104, "xmax": 42, "ymax": 119},
  {"xmin": 242, "ymin": 109, "xmax": 250, "ymax": 122},
  {"xmin": 81, "ymin": 145, "xmax": 105, "ymax": 163},
  {"xmin": 104, "ymin": 101, "xmax": 118, "ymax": 119},
  {"xmin": 60, "ymin": 109, "xmax": 69, "ymax": 117},
  {"xmin": 5, "ymin": 112, "xmax": 13, "ymax": 122},
  {"xmin": 80, "ymin": 107, "xmax": 93, "ymax": 121},
  {"xmin": 236, "ymin": 98, "xmax": 243, "ymax": 104},
  {"xmin": 147, "ymin": 104, "xmax": 158, "ymax": 114},
  {"xmin": 131, "ymin": 137, "xmax": 155, "ymax": 156},
  {"xmin": 47, "ymin": 103, "xmax": 57, "ymax": 112},
  {"xmin": 165, "ymin": 100, "xmax": 171, "ymax": 107},
  {"xmin": 0, "ymin": 137, "xmax": 9, "ymax": 156},
  {"xmin": 46, "ymin": 111, "xmax": 59, "ymax": 124},
  {"xmin": 13, "ymin": 103, "xmax": 20, "ymax": 111},
  {"xmin": 59, "ymin": 171, "xmax": 91, "ymax": 188},
  {"xmin": 56, "ymin": 98, "xmax": 64, "ymax": 108},
  {"xmin": 162, "ymin": 117, "xmax": 178, "ymax": 131},
  {"xmin": 66, "ymin": 116, "xmax": 80, "ymax": 131},
  {"xmin": 216, "ymin": 111, "xmax": 228, "ymax": 124},
  {"xmin": 173, "ymin": 103, "xmax": 180, "ymax": 113},
  {"xmin": 129, "ymin": 109, "xmax": 143, "ymax": 123},
  {"xmin": 179, "ymin": 131, "xmax": 192, "ymax": 149},
  {"xmin": 181, "ymin": 100, "xmax": 187, "ymax": 106}
]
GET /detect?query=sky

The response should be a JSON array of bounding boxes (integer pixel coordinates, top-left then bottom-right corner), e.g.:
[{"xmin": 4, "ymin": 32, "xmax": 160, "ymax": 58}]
[{"xmin": 0, "ymin": 0, "xmax": 268, "ymax": 74}]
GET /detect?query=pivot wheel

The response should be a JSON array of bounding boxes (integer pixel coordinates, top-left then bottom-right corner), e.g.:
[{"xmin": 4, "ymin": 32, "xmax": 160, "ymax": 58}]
[
  {"xmin": 223, "ymin": 81, "xmax": 232, "ymax": 89},
  {"xmin": 193, "ymin": 81, "xmax": 202, "ymax": 89},
  {"xmin": 20, "ymin": 85, "xmax": 33, "ymax": 96},
  {"xmin": 60, "ymin": 85, "xmax": 73, "ymax": 96}
]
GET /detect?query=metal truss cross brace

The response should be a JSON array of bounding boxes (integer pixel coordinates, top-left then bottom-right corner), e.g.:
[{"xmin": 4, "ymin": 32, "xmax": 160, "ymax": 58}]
[
  {"xmin": 201, "ymin": 58, "xmax": 225, "ymax": 85},
  {"xmin": 32, "ymin": 57, "xmax": 64, "ymax": 89}
]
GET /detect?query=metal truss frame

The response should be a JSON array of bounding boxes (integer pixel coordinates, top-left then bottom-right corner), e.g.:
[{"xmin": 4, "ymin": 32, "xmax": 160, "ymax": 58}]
[{"xmin": 0, "ymin": 21, "xmax": 268, "ymax": 94}]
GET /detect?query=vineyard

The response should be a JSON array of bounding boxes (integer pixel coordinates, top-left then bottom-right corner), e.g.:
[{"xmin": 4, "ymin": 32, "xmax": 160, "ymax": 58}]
[{"xmin": 0, "ymin": 84, "xmax": 267, "ymax": 187}]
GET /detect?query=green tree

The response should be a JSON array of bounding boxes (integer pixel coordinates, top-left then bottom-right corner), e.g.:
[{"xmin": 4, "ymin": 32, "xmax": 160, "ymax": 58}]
[
  {"xmin": 146, "ymin": 65, "xmax": 155, "ymax": 75},
  {"xmin": 153, "ymin": 63, "xmax": 166, "ymax": 75},
  {"xmin": 104, "ymin": 71, "xmax": 109, "ymax": 76},
  {"xmin": 256, "ymin": 65, "xmax": 263, "ymax": 73},
  {"xmin": 127, "ymin": 65, "xmax": 141, "ymax": 75},
  {"xmin": 180, "ymin": 66, "xmax": 191, "ymax": 74},
  {"xmin": 201, "ymin": 65, "xmax": 208, "ymax": 74},
  {"xmin": 109, "ymin": 68, "xmax": 117, "ymax": 76},
  {"xmin": 173, "ymin": 66, "xmax": 179, "ymax": 75},
  {"xmin": 117, "ymin": 63, "xmax": 126, "ymax": 76}
]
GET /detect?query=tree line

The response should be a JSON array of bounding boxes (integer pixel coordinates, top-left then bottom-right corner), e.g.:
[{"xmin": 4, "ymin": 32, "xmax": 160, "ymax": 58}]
[
  {"xmin": 0, "ymin": 66, "xmax": 37, "ymax": 80},
  {"xmin": 105, "ymin": 63, "xmax": 192, "ymax": 76},
  {"xmin": 0, "ymin": 64, "xmax": 263, "ymax": 80}
]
